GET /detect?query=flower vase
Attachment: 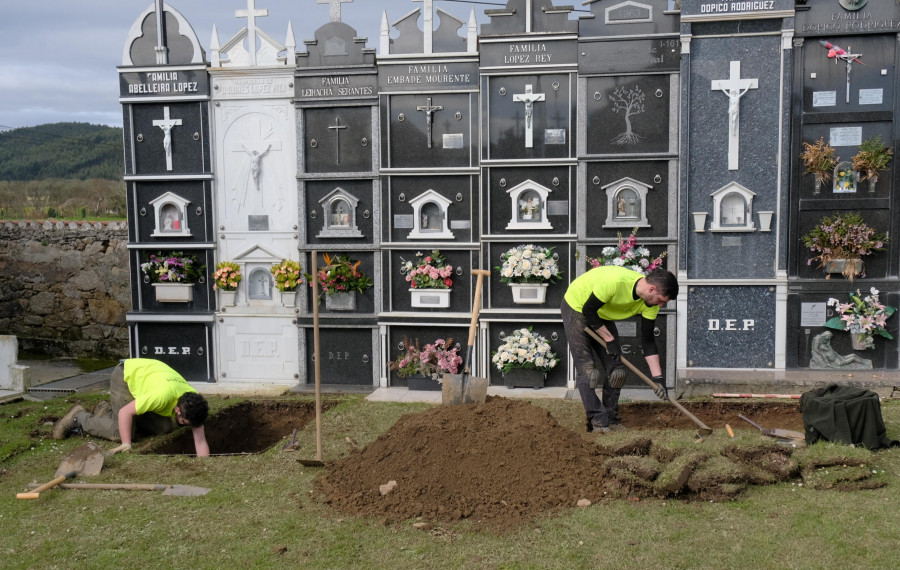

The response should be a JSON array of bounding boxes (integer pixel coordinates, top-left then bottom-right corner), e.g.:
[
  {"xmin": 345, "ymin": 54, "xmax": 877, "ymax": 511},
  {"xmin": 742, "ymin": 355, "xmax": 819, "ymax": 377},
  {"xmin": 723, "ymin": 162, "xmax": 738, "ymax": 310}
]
[
  {"xmin": 813, "ymin": 174, "xmax": 823, "ymax": 195},
  {"xmin": 868, "ymin": 178, "xmax": 877, "ymax": 193},
  {"xmin": 153, "ymin": 283, "xmax": 193, "ymax": 303},
  {"xmin": 502, "ymin": 368, "xmax": 546, "ymax": 390},
  {"xmin": 218, "ymin": 290, "xmax": 236, "ymax": 308},
  {"xmin": 850, "ymin": 333, "xmax": 872, "ymax": 351},
  {"xmin": 277, "ymin": 289, "xmax": 297, "ymax": 308},
  {"xmin": 325, "ymin": 291, "xmax": 356, "ymax": 311},
  {"xmin": 509, "ymin": 283, "xmax": 548, "ymax": 305},
  {"xmin": 407, "ymin": 373, "xmax": 442, "ymax": 391},
  {"xmin": 410, "ymin": 288, "xmax": 451, "ymax": 308},
  {"xmin": 823, "ymin": 258, "xmax": 863, "ymax": 278}
]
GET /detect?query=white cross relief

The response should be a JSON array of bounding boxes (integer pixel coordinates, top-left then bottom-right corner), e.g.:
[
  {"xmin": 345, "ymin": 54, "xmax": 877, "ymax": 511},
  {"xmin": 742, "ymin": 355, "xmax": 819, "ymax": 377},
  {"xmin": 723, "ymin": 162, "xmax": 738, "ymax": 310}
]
[
  {"xmin": 711, "ymin": 61, "xmax": 758, "ymax": 171},
  {"xmin": 328, "ymin": 116, "xmax": 348, "ymax": 164},
  {"xmin": 513, "ymin": 84, "xmax": 545, "ymax": 148},
  {"xmin": 235, "ymin": 0, "xmax": 268, "ymax": 66},
  {"xmin": 416, "ymin": 97, "xmax": 443, "ymax": 149},
  {"xmin": 228, "ymin": 127, "xmax": 283, "ymax": 210},
  {"xmin": 318, "ymin": 0, "xmax": 352, "ymax": 22},
  {"xmin": 152, "ymin": 106, "xmax": 182, "ymax": 171}
]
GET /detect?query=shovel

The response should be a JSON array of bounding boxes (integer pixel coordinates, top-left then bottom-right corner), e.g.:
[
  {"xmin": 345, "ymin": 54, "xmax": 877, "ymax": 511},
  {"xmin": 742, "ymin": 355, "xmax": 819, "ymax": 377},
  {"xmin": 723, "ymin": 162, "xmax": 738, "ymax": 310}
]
[
  {"xmin": 738, "ymin": 414, "xmax": 806, "ymax": 442},
  {"xmin": 298, "ymin": 251, "xmax": 325, "ymax": 468},
  {"xmin": 442, "ymin": 269, "xmax": 490, "ymax": 405},
  {"xmin": 17, "ymin": 441, "xmax": 105, "ymax": 500},
  {"xmin": 584, "ymin": 328, "xmax": 714, "ymax": 437},
  {"xmin": 52, "ymin": 483, "xmax": 210, "ymax": 496}
]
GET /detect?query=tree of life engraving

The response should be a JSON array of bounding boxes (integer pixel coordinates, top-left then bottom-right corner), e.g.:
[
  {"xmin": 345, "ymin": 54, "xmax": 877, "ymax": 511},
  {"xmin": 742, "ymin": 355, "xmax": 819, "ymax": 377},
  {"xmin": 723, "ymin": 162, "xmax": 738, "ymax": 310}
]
[{"xmin": 609, "ymin": 85, "xmax": 645, "ymax": 145}]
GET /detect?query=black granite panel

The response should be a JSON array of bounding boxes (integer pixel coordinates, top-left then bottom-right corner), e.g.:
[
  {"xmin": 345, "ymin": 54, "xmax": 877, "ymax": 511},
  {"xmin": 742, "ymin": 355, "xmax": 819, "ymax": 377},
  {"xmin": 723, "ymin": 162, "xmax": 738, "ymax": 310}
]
[
  {"xmin": 785, "ymin": 290, "xmax": 899, "ymax": 369},
  {"xmin": 131, "ymin": 249, "xmax": 214, "ymax": 312},
  {"xmin": 796, "ymin": 1, "xmax": 900, "ymax": 37},
  {"xmin": 587, "ymin": 75, "xmax": 671, "ymax": 155},
  {"xmin": 584, "ymin": 160, "xmax": 671, "ymax": 238},
  {"xmin": 383, "ymin": 93, "xmax": 476, "ymax": 168},
  {"xmin": 580, "ymin": 38, "xmax": 680, "ymax": 75},
  {"xmin": 483, "ymin": 166, "xmax": 573, "ymax": 235},
  {"xmin": 485, "ymin": 321, "xmax": 568, "ymax": 388},
  {"xmin": 800, "ymin": 35, "xmax": 894, "ymax": 115},
  {"xmin": 686, "ymin": 286, "xmax": 775, "ymax": 369},
  {"xmin": 485, "ymin": 241, "xmax": 571, "ymax": 310},
  {"xmin": 130, "ymin": 180, "xmax": 214, "ymax": 244},
  {"xmin": 304, "ymin": 106, "xmax": 373, "ymax": 173},
  {"xmin": 580, "ymin": 0, "xmax": 679, "ymax": 39},
  {"xmin": 304, "ymin": 327, "xmax": 374, "ymax": 385},
  {"xmin": 128, "ymin": 322, "xmax": 214, "ymax": 382},
  {"xmin": 691, "ymin": 20, "xmax": 783, "ymax": 36},
  {"xmin": 305, "ymin": 179, "xmax": 374, "ymax": 245},
  {"xmin": 306, "ymin": 251, "xmax": 376, "ymax": 315},
  {"xmin": 386, "ymin": 325, "xmax": 468, "ymax": 387},
  {"xmin": 130, "ymin": 102, "xmax": 208, "ymax": 175},
  {"xmin": 382, "ymin": 249, "xmax": 475, "ymax": 313},
  {"xmin": 384, "ymin": 175, "xmax": 477, "ymax": 243},
  {"xmin": 483, "ymin": 74, "xmax": 574, "ymax": 160}
]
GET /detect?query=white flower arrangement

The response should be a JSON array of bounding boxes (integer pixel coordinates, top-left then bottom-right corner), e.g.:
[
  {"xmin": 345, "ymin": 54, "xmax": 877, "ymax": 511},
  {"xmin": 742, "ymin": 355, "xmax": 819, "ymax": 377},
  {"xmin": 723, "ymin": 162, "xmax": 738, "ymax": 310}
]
[
  {"xmin": 496, "ymin": 244, "xmax": 563, "ymax": 284},
  {"xmin": 491, "ymin": 327, "xmax": 559, "ymax": 374},
  {"xmin": 586, "ymin": 229, "xmax": 666, "ymax": 276}
]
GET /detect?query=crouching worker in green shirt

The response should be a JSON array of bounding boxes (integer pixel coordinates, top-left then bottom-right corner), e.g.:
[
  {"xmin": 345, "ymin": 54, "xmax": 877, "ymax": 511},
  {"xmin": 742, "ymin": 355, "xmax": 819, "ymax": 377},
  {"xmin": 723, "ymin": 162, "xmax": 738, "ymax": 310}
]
[
  {"xmin": 561, "ymin": 266, "xmax": 678, "ymax": 433},
  {"xmin": 53, "ymin": 358, "xmax": 210, "ymax": 457}
]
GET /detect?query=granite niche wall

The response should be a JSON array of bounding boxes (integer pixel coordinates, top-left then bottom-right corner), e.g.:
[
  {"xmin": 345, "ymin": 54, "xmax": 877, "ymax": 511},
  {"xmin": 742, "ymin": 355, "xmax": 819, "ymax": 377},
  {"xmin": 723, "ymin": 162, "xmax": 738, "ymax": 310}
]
[{"xmin": 0, "ymin": 220, "xmax": 130, "ymax": 359}]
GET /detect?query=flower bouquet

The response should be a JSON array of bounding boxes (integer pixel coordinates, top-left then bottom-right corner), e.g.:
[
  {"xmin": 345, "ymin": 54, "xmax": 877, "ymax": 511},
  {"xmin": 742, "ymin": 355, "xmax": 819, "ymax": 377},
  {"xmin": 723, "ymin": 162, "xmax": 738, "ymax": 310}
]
[
  {"xmin": 491, "ymin": 327, "xmax": 559, "ymax": 374},
  {"xmin": 826, "ymin": 288, "xmax": 896, "ymax": 350},
  {"xmin": 852, "ymin": 135, "xmax": 893, "ymax": 188},
  {"xmin": 800, "ymin": 136, "xmax": 838, "ymax": 191},
  {"xmin": 309, "ymin": 253, "xmax": 374, "ymax": 295},
  {"xmin": 801, "ymin": 212, "xmax": 887, "ymax": 281},
  {"xmin": 390, "ymin": 337, "xmax": 463, "ymax": 386},
  {"xmin": 141, "ymin": 251, "xmax": 205, "ymax": 284},
  {"xmin": 212, "ymin": 261, "xmax": 241, "ymax": 291},
  {"xmin": 497, "ymin": 244, "xmax": 562, "ymax": 284},
  {"xmin": 400, "ymin": 250, "xmax": 454, "ymax": 289},
  {"xmin": 270, "ymin": 259, "xmax": 303, "ymax": 292},
  {"xmin": 587, "ymin": 228, "xmax": 666, "ymax": 275}
]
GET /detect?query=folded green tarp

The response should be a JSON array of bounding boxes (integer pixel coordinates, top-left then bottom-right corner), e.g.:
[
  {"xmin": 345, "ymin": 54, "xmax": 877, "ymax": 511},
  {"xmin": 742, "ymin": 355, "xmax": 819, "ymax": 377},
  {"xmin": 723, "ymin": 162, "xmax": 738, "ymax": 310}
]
[{"xmin": 801, "ymin": 384, "xmax": 898, "ymax": 449}]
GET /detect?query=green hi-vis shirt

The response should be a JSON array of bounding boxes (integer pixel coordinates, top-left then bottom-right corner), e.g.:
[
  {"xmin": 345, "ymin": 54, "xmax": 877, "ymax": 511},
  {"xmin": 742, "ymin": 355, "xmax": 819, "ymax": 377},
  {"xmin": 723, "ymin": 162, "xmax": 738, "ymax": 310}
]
[
  {"xmin": 564, "ymin": 266, "xmax": 660, "ymax": 321},
  {"xmin": 123, "ymin": 358, "xmax": 197, "ymax": 417}
]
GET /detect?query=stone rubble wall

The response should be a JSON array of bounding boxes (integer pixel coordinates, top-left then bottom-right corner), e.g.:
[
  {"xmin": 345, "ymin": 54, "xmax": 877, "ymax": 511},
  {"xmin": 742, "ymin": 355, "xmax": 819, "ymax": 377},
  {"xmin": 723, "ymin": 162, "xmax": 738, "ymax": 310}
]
[{"xmin": 0, "ymin": 220, "xmax": 130, "ymax": 359}]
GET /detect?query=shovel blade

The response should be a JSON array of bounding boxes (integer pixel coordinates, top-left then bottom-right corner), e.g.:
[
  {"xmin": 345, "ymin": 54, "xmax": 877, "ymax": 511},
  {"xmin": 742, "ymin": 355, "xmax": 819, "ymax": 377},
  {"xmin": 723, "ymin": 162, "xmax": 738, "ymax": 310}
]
[
  {"xmin": 162, "ymin": 485, "xmax": 210, "ymax": 496},
  {"xmin": 55, "ymin": 442, "xmax": 104, "ymax": 477},
  {"xmin": 462, "ymin": 376, "xmax": 488, "ymax": 405},
  {"xmin": 441, "ymin": 373, "xmax": 464, "ymax": 405}
]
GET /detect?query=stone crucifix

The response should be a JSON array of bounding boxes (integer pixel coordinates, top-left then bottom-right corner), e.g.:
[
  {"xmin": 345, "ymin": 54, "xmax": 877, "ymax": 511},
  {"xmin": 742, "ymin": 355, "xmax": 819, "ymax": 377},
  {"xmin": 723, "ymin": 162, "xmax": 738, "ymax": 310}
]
[
  {"xmin": 416, "ymin": 97, "xmax": 443, "ymax": 149},
  {"xmin": 236, "ymin": 0, "xmax": 268, "ymax": 66},
  {"xmin": 318, "ymin": 0, "xmax": 352, "ymax": 22},
  {"xmin": 152, "ymin": 106, "xmax": 182, "ymax": 171},
  {"xmin": 513, "ymin": 84, "xmax": 545, "ymax": 148},
  {"xmin": 328, "ymin": 116, "xmax": 348, "ymax": 165},
  {"xmin": 711, "ymin": 61, "xmax": 758, "ymax": 171}
]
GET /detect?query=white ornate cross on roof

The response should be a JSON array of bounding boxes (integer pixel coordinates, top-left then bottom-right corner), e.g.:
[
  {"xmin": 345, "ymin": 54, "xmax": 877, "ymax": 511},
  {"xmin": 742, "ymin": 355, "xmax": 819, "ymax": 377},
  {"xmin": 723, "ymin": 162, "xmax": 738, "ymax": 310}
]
[
  {"xmin": 412, "ymin": 0, "xmax": 434, "ymax": 53},
  {"xmin": 236, "ymin": 0, "xmax": 269, "ymax": 66},
  {"xmin": 153, "ymin": 0, "xmax": 168, "ymax": 64},
  {"xmin": 711, "ymin": 61, "xmax": 758, "ymax": 171},
  {"xmin": 152, "ymin": 106, "xmax": 182, "ymax": 172},
  {"xmin": 513, "ymin": 84, "xmax": 545, "ymax": 148},
  {"xmin": 318, "ymin": 0, "xmax": 352, "ymax": 23}
]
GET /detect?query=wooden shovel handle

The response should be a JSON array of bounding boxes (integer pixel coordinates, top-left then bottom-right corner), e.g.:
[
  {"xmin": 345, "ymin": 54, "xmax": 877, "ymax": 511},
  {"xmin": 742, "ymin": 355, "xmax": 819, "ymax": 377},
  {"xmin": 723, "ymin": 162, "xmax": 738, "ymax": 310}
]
[
  {"xmin": 59, "ymin": 483, "xmax": 167, "ymax": 491},
  {"xmin": 16, "ymin": 472, "xmax": 74, "ymax": 500},
  {"xmin": 467, "ymin": 270, "xmax": 490, "ymax": 348}
]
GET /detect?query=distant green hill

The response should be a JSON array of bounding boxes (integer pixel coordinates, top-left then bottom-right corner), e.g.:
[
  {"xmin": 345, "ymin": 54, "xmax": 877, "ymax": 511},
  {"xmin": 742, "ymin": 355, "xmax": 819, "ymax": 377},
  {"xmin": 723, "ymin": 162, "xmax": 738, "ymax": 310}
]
[{"xmin": 0, "ymin": 123, "xmax": 123, "ymax": 181}]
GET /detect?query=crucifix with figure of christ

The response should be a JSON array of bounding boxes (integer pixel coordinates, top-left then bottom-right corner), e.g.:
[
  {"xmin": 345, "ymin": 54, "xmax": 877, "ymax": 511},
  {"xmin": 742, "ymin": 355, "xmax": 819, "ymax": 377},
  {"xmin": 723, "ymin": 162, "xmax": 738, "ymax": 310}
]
[
  {"xmin": 513, "ymin": 84, "xmax": 545, "ymax": 148},
  {"xmin": 152, "ymin": 106, "xmax": 182, "ymax": 171},
  {"xmin": 328, "ymin": 116, "xmax": 348, "ymax": 165},
  {"xmin": 416, "ymin": 97, "xmax": 443, "ymax": 149},
  {"xmin": 819, "ymin": 40, "xmax": 863, "ymax": 104},
  {"xmin": 318, "ymin": 0, "xmax": 352, "ymax": 22},
  {"xmin": 236, "ymin": 0, "xmax": 268, "ymax": 66},
  {"xmin": 711, "ymin": 61, "xmax": 757, "ymax": 171}
]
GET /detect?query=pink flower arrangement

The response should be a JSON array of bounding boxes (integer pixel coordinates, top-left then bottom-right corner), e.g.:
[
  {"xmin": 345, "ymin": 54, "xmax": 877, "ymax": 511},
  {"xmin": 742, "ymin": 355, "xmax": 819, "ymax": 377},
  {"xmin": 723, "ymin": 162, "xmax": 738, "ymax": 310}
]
[
  {"xmin": 400, "ymin": 250, "xmax": 454, "ymax": 289},
  {"xmin": 587, "ymin": 228, "xmax": 666, "ymax": 275},
  {"xmin": 390, "ymin": 337, "xmax": 462, "ymax": 379}
]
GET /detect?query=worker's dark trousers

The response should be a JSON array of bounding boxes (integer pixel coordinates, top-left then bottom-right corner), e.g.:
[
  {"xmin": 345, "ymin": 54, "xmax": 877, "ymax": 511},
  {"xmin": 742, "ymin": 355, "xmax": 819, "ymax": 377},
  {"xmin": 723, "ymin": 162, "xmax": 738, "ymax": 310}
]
[
  {"xmin": 75, "ymin": 363, "xmax": 172, "ymax": 442},
  {"xmin": 560, "ymin": 300, "xmax": 622, "ymax": 428}
]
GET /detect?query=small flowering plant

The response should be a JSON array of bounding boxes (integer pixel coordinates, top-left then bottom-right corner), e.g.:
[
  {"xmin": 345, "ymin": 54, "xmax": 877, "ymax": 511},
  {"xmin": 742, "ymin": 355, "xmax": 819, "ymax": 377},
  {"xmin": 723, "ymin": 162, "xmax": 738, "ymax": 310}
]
[
  {"xmin": 141, "ymin": 251, "xmax": 205, "ymax": 284},
  {"xmin": 826, "ymin": 288, "xmax": 896, "ymax": 349},
  {"xmin": 212, "ymin": 261, "xmax": 241, "ymax": 291},
  {"xmin": 496, "ymin": 244, "xmax": 563, "ymax": 284},
  {"xmin": 491, "ymin": 327, "xmax": 559, "ymax": 374},
  {"xmin": 400, "ymin": 250, "xmax": 454, "ymax": 289},
  {"xmin": 390, "ymin": 337, "xmax": 463, "ymax": 379},
  {"xmin": 587, "ymin": 228, "xmax": 666, "ymax": 275},
  {"xmin": 801, "ymin": 212, "xmax": 887, "ymax": 279},
  {"xmin": 309, "ymin": 253, "xmax": 374, "ymax": 295},
  {"xmin": 270, "ymin": 259, "xmax": 303, "ymax": 292}
]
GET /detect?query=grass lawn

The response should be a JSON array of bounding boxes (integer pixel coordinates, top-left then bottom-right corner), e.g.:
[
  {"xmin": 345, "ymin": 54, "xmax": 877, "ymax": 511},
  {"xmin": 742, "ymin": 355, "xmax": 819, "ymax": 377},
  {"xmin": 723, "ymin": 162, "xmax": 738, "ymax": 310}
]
[{"xmin": 2, "ymin": 393, "xmax": 899, "ymax": 569}]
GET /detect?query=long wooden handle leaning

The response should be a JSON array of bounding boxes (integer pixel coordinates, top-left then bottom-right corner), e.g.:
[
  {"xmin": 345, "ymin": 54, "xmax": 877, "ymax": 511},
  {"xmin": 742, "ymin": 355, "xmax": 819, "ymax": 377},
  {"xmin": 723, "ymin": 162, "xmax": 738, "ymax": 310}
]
[{"xmin": 466, "ymin": 270, "xmax": 490, "ymax": 348}]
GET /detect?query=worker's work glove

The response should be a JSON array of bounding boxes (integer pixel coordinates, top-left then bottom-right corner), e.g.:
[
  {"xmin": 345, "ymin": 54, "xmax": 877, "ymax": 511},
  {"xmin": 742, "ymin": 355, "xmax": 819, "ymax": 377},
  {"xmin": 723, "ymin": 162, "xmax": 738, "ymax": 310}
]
[
  {"xmin": 106, "ymin": 442, "xmax": 132, "ymax": 456},
  {"xmin": 652, "ymin": 376, "xmax": 668, "ymax": 400},
  {"xmin": 603, "ymin": 337, "xmax": 621, "ymax": 358}
]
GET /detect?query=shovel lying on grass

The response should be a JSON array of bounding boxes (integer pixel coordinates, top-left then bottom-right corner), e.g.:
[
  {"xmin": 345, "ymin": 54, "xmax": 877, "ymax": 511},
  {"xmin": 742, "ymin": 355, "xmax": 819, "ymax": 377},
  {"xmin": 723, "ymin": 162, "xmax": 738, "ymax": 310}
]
[
  {"xmin": 739, "ymin": 414, "xmax": 806, "ymax": 445},
  {"xmin": 51, "ymin": 483, "xmax": 210, "ymax": 496},
  {"xmin": 584, "ymin": 328, "xmax": 713, "ymax": 437},
  {"xmin": 442, "ymin": 269, "xmax": 490, "ymax": 405},
  {"xmin": 17, "ymin": 441, "xmax": 105, "ymax": 500}
]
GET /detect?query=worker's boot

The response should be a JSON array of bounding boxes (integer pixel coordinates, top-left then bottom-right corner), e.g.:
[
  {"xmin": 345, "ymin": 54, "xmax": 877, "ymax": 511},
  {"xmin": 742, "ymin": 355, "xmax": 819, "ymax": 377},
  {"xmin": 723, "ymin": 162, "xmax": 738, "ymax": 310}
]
[{"xmin": 52, "ymin": 405, "xmax": 85, "ymax": 439}]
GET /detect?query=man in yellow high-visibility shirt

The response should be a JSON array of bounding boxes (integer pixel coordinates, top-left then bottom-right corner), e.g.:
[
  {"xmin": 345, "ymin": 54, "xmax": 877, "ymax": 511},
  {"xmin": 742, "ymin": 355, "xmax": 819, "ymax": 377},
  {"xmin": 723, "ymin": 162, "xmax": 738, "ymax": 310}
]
[
  {"xmin": 53, "ymin": 358, "xmax": 210, "ymax": 457},
  {"xmin": 562, "ymin": 266, "xmax": 678, "ymax": 433}
]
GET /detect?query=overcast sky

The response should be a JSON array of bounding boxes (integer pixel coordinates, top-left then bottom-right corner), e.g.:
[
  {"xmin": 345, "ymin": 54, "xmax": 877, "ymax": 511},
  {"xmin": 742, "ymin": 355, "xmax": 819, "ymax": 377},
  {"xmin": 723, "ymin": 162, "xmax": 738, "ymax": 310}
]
[{"xmin": 0, "ymin": 0, "xmax": 503, "ymax": 130}]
